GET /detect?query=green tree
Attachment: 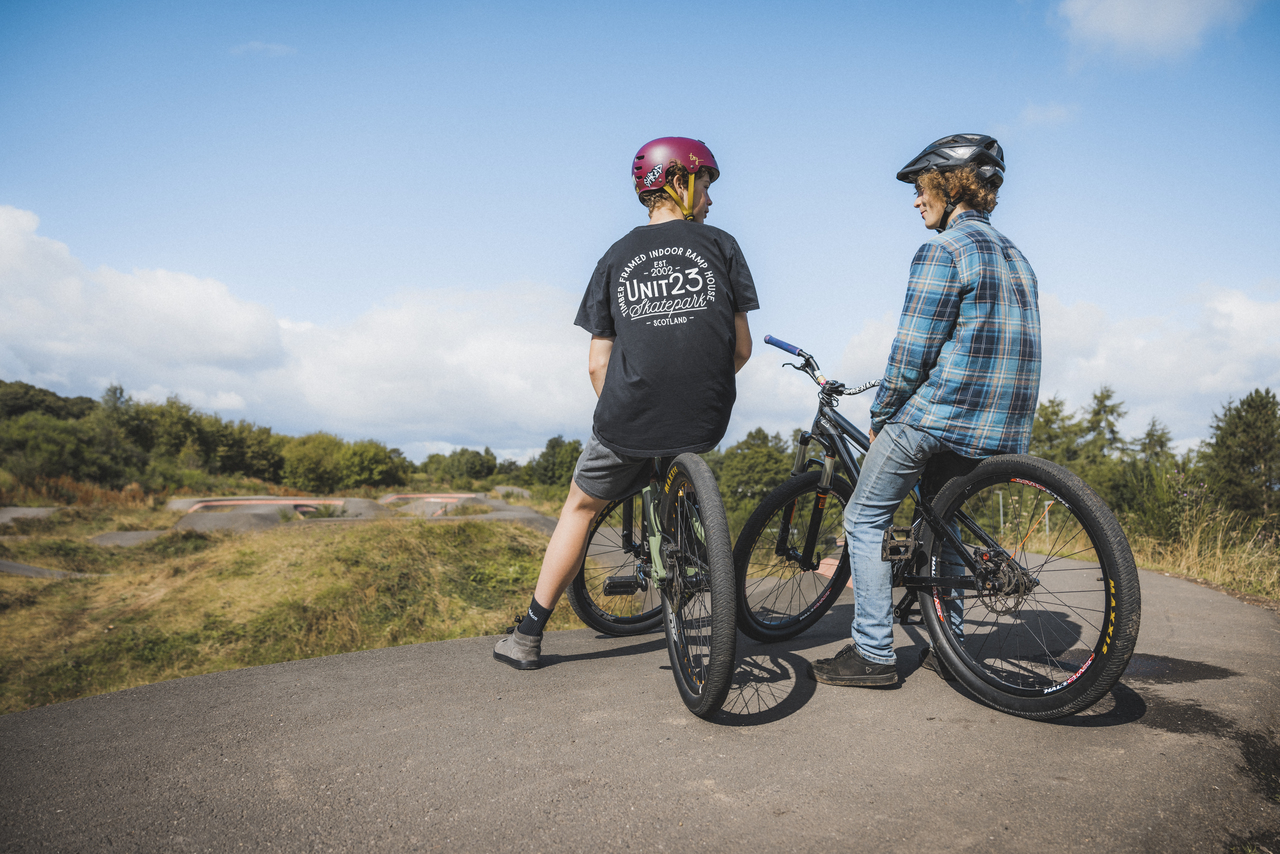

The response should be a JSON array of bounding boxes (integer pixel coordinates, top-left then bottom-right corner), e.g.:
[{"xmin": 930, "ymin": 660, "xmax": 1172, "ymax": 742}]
[
  {"xmin": 338, "ymin": 440, "xmax": 410, "ymax": 489},
  {"xmin": 217, "ymin": 421, "xmax": 287, "ymax": 482},
  {"xmin": 719, "ymin": 428, "xmax": 791, "ymax": 515},
  {"xmin": 0, "ymin": 411, "xmax": 141, "ymax": 486},
  {"xmin": 525, "ymin": 436, "xmax": 582, "ymax": 486},
  {"xmin": 1201, "ymin": 388, "xmax": 1280, "ymax": 525},
  {"xmin": 1029, "ymin": 388, "xmax": 1130, "ymax": 505},
  {"xmin": 0, "ymin": 380, "xmax": 97, "ymax": 421},
  {"xmin": 282, "ymin": 433, "xmax": 347, "ymax": 493},
  {"xmin": 445, "ymin": 447, "xmax": 497, "ymax": 481},
  {"xmin": 1112, "ymin": 418, "xmax": 1184, "ymax": 533},
  {"xmin": 1029, "ymin": 395, "xmax": 1087, "ymax": 467}
]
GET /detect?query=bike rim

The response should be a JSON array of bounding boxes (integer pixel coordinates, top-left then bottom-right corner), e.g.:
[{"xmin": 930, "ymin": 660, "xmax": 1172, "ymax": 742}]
[
  {"xmin": 931, "ymin": 475, "xmax": 1113, "ymax": 697},
  {"xmin": 743, "ymin": 488, "xmax": 847, "ymax": 627},
  {"xmin": 582, "ymin": 498, "xmax": 661, "ymax": 624}
]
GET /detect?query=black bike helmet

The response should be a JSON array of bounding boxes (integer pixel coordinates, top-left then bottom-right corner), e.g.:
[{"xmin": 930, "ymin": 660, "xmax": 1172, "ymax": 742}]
[{"xmin": 896, "ymin": 134, "xmax": 1005, "ymax": 189}]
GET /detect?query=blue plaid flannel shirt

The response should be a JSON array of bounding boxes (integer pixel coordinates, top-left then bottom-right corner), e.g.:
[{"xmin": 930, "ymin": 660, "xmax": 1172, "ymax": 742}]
[{"xmin": 870, "ymin": 210, "xmax": 1041, "ymax": 457}]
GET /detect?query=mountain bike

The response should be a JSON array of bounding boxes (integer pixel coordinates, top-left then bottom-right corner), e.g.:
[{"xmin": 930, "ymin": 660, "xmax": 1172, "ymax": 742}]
[
  {"xmin": 565, "ymin": 453, "xmax": 736, "ymax": 719},
  {"xmin": 733, "ymin": 336, "xmax": 1141, "ymax": 720}
]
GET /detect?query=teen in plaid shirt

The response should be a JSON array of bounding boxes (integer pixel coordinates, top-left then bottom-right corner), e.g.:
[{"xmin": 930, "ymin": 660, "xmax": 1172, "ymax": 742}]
[{"xmin": 811, "ymin": 134, "xmax": 1042, "ymax": 688}]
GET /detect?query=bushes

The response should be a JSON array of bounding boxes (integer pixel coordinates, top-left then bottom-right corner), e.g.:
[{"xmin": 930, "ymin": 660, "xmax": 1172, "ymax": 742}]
[
  {"xmin": 1200, "ymin": 388, "xmax": 1280, "ymax": 528},
  {"xmin": 282, "ymin": 433, "xmax": 345, "ymax": 493},
  {"xmin": 417, "ymin": 437, "xmax": 580, "ymax": 491},
  {"xmin": 0, "ymin": 382, "xmax": 412, "ymax": 495},
  {"xmin": 719, "ymin": 428, "xmax": 791, "ymax": 516},
  {"xmin": 282, "ymin": 433, "xmax": 410, "ymax": 494},
  {"xmin": 420, "ymin": 446, "xmax": 498, "ymax": 483},
  {"xmin": 338, "ymin": 439, "xmax": 411, "ymax": 490},
  {"xmin": 0, "ymin": 412, "xmax": 140, "ymax": 487},
  {"xmin": 0, "ymin": 379, "xmax": 96, "ymax": 421}
]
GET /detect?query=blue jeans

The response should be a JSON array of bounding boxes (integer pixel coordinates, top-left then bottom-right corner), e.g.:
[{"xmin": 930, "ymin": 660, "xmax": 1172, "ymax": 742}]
[{"xmin": 844, "ymin": 423, "xmax": 974, "ymax": 664}]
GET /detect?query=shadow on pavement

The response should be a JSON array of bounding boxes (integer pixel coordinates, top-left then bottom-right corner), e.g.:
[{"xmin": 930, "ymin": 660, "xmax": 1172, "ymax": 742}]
[
  {"xmin": 539, "ymin": 634, "xmax": 667, "ymax": 667},
  {"xmin": 716, "ymin": 649, "xmax": 818, "ymax": 726}
]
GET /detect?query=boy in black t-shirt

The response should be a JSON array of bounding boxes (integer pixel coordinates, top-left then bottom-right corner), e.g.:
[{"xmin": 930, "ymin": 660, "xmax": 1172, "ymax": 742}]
[{"xmin": 494, "ymin": 137, "xmax": 759, "ymax": 670}]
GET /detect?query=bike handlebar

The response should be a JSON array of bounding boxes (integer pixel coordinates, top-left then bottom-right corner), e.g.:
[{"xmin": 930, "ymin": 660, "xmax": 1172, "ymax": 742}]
[
  {"xmin": 764, "ymin": 335, "xmax": 805, "ymax": 357},
  {"xmin": 764, "ymin": 334, "xmax": 881, "ymax": 397}
]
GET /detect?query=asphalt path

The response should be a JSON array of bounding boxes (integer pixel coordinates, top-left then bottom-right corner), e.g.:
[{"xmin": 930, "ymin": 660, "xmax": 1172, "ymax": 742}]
[
  {"xmin": 2, "ymin": 570, "xmax": 1277, "ymax": 853},
  {"xmin": 0, "ymin": 559, "xmax": 89, "ymax": 579}
]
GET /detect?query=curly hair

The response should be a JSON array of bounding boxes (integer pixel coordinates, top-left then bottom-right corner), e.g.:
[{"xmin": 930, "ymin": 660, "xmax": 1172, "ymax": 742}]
[
  {"xmin": 638, "ymin": 162, "xmax": 716, "ymax": 213},
  {"xmin": 916, "ymin": 165, "xmax": 999, "ymax": 214}
]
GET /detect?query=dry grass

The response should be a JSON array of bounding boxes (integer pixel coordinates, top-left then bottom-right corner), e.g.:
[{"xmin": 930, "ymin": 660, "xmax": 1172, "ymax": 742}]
[
  {"xmin": 0, "ymin": 474, "xmax": 310, "ymax": 510},
  {"xmin": 0, "ymin": 518, "xmax": 583, "ymax": 714},
  {"xmin": 489, "ymin": 485, "xmax": 570, "ymax": 519},
  {"xmin": 1130, "ymin": 522, "xmax": 1280, "ymax": 602}
]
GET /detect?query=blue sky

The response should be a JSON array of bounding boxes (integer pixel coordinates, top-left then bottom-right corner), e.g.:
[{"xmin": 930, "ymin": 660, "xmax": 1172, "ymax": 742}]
[{"xmin": 2, "ymin": 0, "xmax": 1277, "ymax": 461}]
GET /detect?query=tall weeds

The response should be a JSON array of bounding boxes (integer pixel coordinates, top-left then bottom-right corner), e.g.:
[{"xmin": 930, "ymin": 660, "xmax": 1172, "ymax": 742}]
[{"xmin": 1122, "ymin": 467, "xmax": 1279, "ymax": 600}]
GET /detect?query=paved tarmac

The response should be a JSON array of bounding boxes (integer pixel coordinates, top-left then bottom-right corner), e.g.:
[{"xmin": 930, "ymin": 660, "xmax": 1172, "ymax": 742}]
[
  {"xmin": 1, "ymin": 570, "xmax": 1277, "ymax": 853},
  {"xmin": 0, "ymin": 558, "xmax": 89, "ymax": 579}
]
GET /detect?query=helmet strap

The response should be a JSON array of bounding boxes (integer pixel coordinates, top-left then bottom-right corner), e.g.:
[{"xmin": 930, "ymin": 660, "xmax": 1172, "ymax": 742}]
[
  {"xmin": 663, "ymin": 173, "xmax": 698, "ymax": 220},
  {"xmin": 936, "ymin": 202, "xmax": 956, "ymax": 233}
]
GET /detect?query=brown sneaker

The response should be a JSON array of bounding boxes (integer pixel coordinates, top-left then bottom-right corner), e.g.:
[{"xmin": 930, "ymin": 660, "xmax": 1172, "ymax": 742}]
[{"xmin": 810, "ymin": 644, "xmax": 897, "ymax": 687}]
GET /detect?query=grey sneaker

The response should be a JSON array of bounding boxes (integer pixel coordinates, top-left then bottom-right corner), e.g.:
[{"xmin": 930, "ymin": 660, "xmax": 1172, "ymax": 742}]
[
  {"xmin": 919, "ymin": 645, "xmax": 957, "ymax": 681},
  {"xmin": 810, "ymin": 644, "xmax": 897, "ymax": 687},
  {"xmin": 494, "ymin": 627, "xmax": 542, "ymax": 670}
]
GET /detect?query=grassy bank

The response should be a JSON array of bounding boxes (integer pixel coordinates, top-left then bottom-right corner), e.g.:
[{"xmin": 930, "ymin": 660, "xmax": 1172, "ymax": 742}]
[
  {"xmin": 3, "ymin": 479, "xmax": 1276, "ymax": 715},
  {"xmin": 0, "ymin": 517, "xmax": 581, "ymax": 714},
  {"xmin": 1129, "ymin": 527, "xmax": 1280, "ymax": 605}
]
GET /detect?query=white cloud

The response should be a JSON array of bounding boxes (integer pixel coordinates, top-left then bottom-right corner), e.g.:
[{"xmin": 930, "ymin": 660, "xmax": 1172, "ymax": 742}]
[
  {"xmin": 0, "ymin": 205, "xmax": 593, "ymax": 458},
  {"xmin": 0, "ymin": 207, "xmax": 284, "ymax": 389},
  {"xmin": 230, "ymin": 42, "xmax": 297, "ymax": 57},
  {"xmin": 265, "ymin": 284, "xmax": 591, "ymax": 447},
  {"xmin": 822, "ymin": 286, "xmax": 1280, "ymax": 447},
  {"xmin": 1058, "ymin": 0, "xmax": 1255, "ymax": 58},
  {"xmin": 1038, "ymin": 288, "xmax": 1280, "ymax": 441},
  {"xmin": 6, "ymin": 204, "xmax": 1276, "ymax": 461}
]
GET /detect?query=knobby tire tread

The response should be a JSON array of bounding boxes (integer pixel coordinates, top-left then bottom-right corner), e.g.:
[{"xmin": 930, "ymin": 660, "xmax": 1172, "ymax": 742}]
[
  {"xmin": 661, "ymin": 453, "xmax": 737, "ymax": 719},
  {"xmin": 921, "ymin": 454, "xmax": 1141, "ymax": 720}
]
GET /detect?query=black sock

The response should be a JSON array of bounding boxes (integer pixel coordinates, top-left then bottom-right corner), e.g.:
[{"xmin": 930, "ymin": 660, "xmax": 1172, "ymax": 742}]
[{"xmin": 518, "ymin": 596, "xmax": 552, "ymax": 636}]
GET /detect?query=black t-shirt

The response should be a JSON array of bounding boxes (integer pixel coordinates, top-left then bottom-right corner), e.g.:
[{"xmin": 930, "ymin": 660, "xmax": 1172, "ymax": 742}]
[{"xmin": 575, "ymin": 220, "xmax": 759, "ymax": 457}]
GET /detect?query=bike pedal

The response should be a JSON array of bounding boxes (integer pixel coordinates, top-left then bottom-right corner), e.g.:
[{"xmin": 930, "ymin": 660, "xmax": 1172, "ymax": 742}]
[
  {"xmin": 603, "ymin": 575, "xmax": 640, "ymax": 596},
  {"xmin": 881, "ymin": 526, "xmax": 916, "ymax": 561}
]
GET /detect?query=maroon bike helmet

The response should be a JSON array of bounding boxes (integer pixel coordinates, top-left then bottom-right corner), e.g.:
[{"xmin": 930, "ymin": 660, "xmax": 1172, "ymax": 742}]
[{"xmin": 632, "ymin": 137, "xmax": 719, "ymax": 220}]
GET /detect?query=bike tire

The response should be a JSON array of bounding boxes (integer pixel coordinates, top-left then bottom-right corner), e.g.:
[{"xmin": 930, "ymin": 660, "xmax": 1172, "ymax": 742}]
[
  {"xmin": 660, "ymin": 453, "xmax": 737, "ymax": 719},
  {"xmin": 920, "ymin": 454, "xmax": 1141, "ymax": 720},
  {"xmin": 732, "ymin": 471, "xmax": 853, "ymax": 642},
  {"xmin": 565, "ymin": 492, "xmax": 663, "ymax": 637}
]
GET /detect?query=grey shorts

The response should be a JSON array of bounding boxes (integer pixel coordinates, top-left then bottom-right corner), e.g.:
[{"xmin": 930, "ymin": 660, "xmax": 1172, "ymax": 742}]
[{"xmin": 573, "ymin": 434, "xmax": 666, "ymax": 502}]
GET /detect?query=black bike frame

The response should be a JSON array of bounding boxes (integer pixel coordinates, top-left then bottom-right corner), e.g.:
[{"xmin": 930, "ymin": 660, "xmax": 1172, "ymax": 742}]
[{"xmin": 782, "ymin": 390, "xmax": 999, "ymax": 596}]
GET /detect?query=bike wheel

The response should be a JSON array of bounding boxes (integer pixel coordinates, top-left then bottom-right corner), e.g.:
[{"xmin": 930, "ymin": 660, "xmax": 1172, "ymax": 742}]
[
  {"xmin": 920, "ymin": 454, "xmax": 1141, "ymax": 720},
  {"xmin": 732, "ymin": 471, "xmax": 853, "ymax": 642},
  {"xmin": 565, "ymin": 492, "xmax": 663, "ymax": 636},
  {"xmin": 660, "ymin": 453, "xmax": 737, "ymax": 718}
]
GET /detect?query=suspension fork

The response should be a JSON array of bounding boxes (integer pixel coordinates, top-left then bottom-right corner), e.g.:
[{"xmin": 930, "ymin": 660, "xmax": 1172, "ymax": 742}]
[{"xmin": 774, "ymin": 430, "xmax": 838, "ymax": 570}]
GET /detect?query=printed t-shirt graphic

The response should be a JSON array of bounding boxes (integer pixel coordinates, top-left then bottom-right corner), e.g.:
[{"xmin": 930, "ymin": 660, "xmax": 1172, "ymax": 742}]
[
  {"xmin": 615, "ymin": 244, "xmax": 718, "ymax": 327},
  {"xmin": 575, "ymin": 220, "xmax": 759, "ymax": 458}
]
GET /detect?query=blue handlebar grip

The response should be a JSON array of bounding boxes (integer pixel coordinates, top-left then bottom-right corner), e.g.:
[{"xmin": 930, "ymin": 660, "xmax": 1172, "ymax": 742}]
[{"xmin": 764, "ymin": 335, "xmax": 803, "ymax": 356}]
